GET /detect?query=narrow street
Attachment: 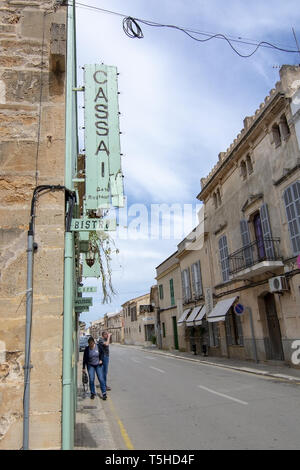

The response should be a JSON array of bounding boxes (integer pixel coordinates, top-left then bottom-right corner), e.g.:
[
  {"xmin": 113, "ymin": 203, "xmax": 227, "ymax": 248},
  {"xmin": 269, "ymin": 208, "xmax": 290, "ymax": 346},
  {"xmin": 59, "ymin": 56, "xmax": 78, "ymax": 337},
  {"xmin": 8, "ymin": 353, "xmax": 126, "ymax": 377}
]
[{"xmin": 99, "ymin": 345, "xmax": 300, "ymax": 450}]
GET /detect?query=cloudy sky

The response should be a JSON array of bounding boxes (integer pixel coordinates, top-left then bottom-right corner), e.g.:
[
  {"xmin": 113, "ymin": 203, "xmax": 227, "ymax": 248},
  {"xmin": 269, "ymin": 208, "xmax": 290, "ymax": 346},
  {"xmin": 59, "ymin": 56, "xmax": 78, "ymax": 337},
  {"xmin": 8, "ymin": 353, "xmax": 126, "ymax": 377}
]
[{"xmin": 75, "ymin": 0, "xmax": 300, "ymax": 325}]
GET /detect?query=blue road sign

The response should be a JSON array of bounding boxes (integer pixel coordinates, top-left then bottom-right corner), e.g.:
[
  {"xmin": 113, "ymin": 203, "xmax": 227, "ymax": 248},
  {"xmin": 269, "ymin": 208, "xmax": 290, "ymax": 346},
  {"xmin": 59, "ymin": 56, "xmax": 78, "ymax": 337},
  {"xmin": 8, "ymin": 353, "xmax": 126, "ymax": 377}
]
[{"xmin": 234, "ymin": 303, "xmax": 244, "ymax": 315}]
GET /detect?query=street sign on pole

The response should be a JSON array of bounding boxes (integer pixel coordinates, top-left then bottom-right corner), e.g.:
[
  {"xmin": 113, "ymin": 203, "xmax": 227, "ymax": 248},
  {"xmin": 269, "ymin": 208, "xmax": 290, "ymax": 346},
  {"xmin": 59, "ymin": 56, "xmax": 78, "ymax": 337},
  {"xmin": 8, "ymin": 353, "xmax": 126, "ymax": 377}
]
[
  {"xmin": 71, "ymin": 218, "xmax": 116, "ymax": 231},
  {"xmin": 75, "ymin": 297, "xmax": 93, "ymax": 307},
  {"xmin": 75, "ymin": 306, "xmax": 90, "ymax": 313},
  {"xmin": 78, "ymin": 286, "xmax": 97, "ymax": 293}
]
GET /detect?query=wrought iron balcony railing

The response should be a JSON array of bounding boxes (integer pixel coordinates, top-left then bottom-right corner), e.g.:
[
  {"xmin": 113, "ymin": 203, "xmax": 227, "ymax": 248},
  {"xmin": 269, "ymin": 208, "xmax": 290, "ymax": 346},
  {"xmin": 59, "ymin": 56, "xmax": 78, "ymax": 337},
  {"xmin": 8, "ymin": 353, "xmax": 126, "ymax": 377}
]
[{"xmin": 228, "ymin": 238, "xmax": 282, "ymax": 276}]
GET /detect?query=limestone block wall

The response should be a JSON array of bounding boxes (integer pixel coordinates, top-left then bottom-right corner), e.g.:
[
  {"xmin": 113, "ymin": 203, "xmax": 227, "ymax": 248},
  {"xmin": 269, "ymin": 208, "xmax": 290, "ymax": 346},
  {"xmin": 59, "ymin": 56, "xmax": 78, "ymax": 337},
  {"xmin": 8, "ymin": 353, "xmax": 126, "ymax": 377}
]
[{"xmin": 0, "ymin": 0, "xmax": 67, "ymax": 449}]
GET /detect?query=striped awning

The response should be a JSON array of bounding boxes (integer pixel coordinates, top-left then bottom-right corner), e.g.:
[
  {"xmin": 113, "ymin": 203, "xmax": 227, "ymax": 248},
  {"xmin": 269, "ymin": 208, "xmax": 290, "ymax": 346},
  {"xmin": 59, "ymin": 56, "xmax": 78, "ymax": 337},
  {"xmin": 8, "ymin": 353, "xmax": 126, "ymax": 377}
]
[
  {"xmin": 177, "ymin": 308, "xmax": 191, "ymax": 325},
  {"xmin": 186, "ymin": 306, "xmax": 204, "ymax": 326},
  {"xmin": 207, "ymin": 297, "xmax": 237, "ymax": 323},
  {"xmin": 194, "ymin": 305, "xmax": 206, "ymax": 326}
]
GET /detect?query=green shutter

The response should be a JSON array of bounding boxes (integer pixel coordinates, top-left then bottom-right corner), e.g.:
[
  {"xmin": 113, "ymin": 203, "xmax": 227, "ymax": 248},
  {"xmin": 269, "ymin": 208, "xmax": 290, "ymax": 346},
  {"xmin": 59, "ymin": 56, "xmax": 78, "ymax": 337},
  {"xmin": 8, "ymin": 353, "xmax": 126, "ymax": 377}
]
[{"xmin": 170, "ymin": 279, "xmax": 175, "ymax": 306}]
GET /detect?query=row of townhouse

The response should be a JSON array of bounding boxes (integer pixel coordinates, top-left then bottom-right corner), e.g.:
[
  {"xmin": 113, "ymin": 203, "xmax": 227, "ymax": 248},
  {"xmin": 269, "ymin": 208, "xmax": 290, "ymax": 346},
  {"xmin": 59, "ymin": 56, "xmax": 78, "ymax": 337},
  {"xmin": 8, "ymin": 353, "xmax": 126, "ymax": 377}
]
[
  {"xmin": 155, "ymin": 65, "xmax": 300, "ymax": 367},
  {"xmin": 122, "ymin": 290, "xmax": 158, "ymax": 346},
  {"xmin": 88, "ymin": 312, "xmax": 124, "ymax": 343}
]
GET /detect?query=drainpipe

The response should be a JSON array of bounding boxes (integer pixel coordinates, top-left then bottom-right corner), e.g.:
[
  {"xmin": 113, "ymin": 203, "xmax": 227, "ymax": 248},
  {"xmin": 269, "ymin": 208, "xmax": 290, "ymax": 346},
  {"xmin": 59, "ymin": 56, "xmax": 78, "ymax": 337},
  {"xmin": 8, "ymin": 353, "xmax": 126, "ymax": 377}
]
[
  {"xmin": 22, "ymin": 229, "xmax": 34, "ymax": 450},
  {"xmin": 62, "ymin": 0, "xmax": 77, "ymax": 450}
]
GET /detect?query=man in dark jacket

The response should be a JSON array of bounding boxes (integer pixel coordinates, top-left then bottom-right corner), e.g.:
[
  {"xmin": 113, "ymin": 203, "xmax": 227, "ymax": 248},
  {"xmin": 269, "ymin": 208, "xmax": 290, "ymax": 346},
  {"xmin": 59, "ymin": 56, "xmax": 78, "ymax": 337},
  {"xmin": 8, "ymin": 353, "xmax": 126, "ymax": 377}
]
[
  {"xmin": 98, "ymin": 331, "xmax": 112, "ymax": 395},
  {"xmin": 82, "ymin": 336, "xmax": 106, "ymax": 400}
]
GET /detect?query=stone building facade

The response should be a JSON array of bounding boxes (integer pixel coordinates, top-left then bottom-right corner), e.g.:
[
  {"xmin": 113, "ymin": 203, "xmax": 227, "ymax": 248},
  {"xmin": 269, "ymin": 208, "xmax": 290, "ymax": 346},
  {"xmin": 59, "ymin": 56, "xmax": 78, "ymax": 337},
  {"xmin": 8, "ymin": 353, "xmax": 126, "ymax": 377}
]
[
  {"xmin": 156, "ymin": 66, "xmax": 300, "ymax": 367},
  {"xmin": 89, "ymin": 318, "xmax": 105, "ymax": 341},
  {"xmin": 197, "ymin": 65, "xmax": 300, "ymax": 365},
  {"xmin": 122, "ymin": 293, "xmax": 155, "ymax": 346},
  {"xmin": 0, "ymin": 0, "xmax": 68, "ymax": 449}
]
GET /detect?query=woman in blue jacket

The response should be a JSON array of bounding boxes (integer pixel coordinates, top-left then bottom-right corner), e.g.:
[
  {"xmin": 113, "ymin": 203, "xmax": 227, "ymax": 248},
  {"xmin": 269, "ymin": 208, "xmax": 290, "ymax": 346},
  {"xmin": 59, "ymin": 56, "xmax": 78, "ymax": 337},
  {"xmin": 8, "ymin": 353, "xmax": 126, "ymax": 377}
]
[{"xmin": 82, "ymin": 336, "xmax": 106, "ymax": 400}]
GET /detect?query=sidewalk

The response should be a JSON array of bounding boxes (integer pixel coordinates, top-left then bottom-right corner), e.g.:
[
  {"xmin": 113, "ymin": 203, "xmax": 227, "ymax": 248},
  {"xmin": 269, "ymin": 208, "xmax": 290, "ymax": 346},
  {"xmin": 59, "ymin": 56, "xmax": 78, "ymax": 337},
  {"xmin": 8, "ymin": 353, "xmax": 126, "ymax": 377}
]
[
  {"xmin": 131, "ymin": 344, "xmax": 300, "ymax": 383},
  {"xmin": 75, "ymin": 362, "xmax": 117, "ymax": 450}
]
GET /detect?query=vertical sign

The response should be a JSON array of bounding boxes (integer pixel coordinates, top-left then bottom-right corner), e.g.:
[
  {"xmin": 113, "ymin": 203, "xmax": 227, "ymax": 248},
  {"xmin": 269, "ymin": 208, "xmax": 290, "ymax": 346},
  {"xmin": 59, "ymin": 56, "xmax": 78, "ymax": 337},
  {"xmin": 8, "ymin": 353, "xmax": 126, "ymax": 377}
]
[
  {"xmin": 84, "ymin": 64, "xmax": 124, "ymax": 210},
  {"xmin": 205, "ymin": 287, "xmax": 213, "ymax": 314}
]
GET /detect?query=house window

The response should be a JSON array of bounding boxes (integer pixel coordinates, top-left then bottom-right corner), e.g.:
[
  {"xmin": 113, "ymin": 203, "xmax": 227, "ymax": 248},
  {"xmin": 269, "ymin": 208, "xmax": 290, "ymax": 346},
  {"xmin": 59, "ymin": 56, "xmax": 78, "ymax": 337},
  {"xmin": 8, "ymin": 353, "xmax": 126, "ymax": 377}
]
[
  {"xmin": 217, "ymin": 188, "xmax": 222, "ymax": 206},
  {"xmin": 272, "ymin": 124, "xmax": 281, "ymax": 147},
  {"xmin": 213, "ymin": 189, "xmax": 222, "ymax": 208},
  {"xmin": 246, "ymin": 154, "xmax": 253, "ymax": 174},
  {"xmin": 162, "ymin": 322, "xmax": 166, "ymax": 338},
  {"xmin": 159, "ymin": 284, "xmax": 164, "ymax": 300},
  {"xmin": 241, "ymin": 160, "xmax": 247, "ymax": 179},
  {"xmin": 181, "ymin": 268, "xmax": 192, "ymax": 303},
  {"xmin": 280, "ymin": 114, "xmax": 290, "ymax": 140},
  {"xmin": 219, "ymin": 235, "xmax": 230, "ymax": 282},
  {"xmin": 130, "ymin": 306, "xmax": 137, "ymax": 322},
  {"xmin": 283, "ymin": 181, "xmax": 300, "ymax": 255},
  {"xmin": 213, "ymin": 192, "xmax": 218, "ymax": 209},
  {"xmin": 169, "ymin": 278, "xmax": 175, "ymax": 306},
  {"xmin": 191, "ymin": 260, "xmax": 203, "ymax": 298},
  {"xmin": 225, "ymin": 309, "xmax": 244, "ymax": 346}
]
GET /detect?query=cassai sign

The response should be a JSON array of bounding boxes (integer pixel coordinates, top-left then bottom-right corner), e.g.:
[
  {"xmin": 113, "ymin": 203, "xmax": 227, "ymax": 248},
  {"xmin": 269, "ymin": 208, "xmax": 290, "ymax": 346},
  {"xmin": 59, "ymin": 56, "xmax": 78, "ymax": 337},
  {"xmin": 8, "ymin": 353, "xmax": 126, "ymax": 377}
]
[{"xmin": 84, "ymin": 64, "xmax": 124, "ymax": 210}]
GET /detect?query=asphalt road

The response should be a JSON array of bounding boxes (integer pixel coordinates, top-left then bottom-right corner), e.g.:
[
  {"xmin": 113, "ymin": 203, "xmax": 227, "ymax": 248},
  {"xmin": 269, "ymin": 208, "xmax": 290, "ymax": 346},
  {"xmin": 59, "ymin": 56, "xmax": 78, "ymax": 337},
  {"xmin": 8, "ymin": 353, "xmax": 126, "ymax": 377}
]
[{"xmin": 102, "ymin": 344, "xmax": 300, "ymax": 450}]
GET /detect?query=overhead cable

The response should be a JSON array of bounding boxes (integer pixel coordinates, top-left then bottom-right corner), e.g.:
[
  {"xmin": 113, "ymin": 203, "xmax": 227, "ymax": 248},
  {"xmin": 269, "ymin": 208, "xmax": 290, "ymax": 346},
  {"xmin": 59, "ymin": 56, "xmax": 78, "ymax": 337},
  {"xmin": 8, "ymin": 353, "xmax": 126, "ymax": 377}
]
[{"xmin": 72, "ymin": 2, "xmax": 299, "ymax": 58}]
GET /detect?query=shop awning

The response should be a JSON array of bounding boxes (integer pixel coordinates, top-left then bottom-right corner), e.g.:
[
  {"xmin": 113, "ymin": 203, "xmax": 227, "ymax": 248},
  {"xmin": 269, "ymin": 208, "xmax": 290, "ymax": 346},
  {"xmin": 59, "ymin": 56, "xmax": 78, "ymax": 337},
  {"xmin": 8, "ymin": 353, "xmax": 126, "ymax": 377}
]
[
  {"xmin": 177, "ymin": 308, "xmax": 191, "ymax": 325},
  {"xmin": 207, "ymin": 297, "xmax": 237, "ymax": 323},
  {"xmin": 186, "ymin": 306, "xmax": 203, "ymax": 326},
  {"xmin": 194, "ymin": 305, "xmax": 206, "ymax": 326}
]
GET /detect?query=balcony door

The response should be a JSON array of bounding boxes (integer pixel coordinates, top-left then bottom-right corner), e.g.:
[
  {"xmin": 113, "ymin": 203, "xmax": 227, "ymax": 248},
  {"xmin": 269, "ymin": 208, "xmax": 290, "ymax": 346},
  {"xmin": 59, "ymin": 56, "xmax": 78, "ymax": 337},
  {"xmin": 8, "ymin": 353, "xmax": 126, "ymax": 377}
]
[{"xmin": 253, "ymin": 212, "xmax": 266, "ymax": 260}]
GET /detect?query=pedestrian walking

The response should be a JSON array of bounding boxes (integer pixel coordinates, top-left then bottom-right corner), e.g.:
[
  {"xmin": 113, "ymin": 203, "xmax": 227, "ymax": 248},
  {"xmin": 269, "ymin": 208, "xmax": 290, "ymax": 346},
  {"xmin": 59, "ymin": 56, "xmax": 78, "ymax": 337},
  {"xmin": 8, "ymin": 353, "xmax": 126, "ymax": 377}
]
[
  {"xmin": 82, "ymin": 336, "xmax": 107, "ymax": 400},
  {"xmin": 98, "ymin": 331, "xmax": 112, "ymax": 396}
]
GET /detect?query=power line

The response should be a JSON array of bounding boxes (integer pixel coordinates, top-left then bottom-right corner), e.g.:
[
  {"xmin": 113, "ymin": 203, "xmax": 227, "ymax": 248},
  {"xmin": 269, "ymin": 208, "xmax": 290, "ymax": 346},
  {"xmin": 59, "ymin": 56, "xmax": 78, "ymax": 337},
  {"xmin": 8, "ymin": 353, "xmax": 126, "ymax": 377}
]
[
  {"xmin": 73, "ymin": 2, "xmax": 299, "ymax": 58},
  {"xmin": 123, "ymin": 17, "xmax": 299, "ymax": 58}
]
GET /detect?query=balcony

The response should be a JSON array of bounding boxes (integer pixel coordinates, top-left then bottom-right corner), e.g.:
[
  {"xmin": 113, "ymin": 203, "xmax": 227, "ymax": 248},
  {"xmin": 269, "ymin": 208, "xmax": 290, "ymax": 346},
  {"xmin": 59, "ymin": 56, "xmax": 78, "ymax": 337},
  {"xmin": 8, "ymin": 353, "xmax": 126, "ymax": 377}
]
[{"xmin": 228, "ymin": 238, "xmax": 283, "ymax": 280}]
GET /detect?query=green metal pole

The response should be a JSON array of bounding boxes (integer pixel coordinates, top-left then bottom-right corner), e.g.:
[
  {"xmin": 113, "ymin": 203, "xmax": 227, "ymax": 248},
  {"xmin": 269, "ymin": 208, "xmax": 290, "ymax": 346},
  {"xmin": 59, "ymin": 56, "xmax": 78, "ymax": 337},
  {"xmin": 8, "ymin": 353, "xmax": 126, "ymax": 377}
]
[{"xmin": 62, "ymin": 0, "xmax": 77, "ymax": 450}]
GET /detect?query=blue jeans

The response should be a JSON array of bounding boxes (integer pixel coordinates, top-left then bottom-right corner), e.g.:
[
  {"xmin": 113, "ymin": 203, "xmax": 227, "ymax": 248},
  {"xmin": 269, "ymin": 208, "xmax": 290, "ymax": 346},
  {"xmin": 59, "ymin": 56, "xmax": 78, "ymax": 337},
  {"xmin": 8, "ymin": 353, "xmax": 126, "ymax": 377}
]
[
  {"xmin": 99, "ymin": 355, "xmax": 109, "ymax": 394},
  {"xmin": 87, "ymin": 364, "xmax": 103, "ymax": 396}
]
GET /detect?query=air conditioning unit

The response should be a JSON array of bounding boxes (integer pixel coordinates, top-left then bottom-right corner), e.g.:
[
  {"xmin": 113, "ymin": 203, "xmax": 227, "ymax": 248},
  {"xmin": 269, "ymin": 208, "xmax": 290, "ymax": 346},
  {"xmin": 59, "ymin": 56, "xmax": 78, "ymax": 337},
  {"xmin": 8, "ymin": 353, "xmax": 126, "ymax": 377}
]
[{"xmin": 269, "ymin": 276, "xmax": 288, "ymax": 293}]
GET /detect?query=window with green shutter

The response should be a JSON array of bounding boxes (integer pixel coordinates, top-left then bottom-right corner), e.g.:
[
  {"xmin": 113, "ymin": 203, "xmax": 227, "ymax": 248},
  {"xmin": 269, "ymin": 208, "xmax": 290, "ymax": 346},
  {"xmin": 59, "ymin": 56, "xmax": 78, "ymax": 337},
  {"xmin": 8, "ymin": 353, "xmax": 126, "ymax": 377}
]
[
  {"xmin": 169, "ymin": 278, "xmax": 175, "ymax": 306},
  {"xmin": 159, "ymin": 284, "xmax": 164, "ymax": 300}
]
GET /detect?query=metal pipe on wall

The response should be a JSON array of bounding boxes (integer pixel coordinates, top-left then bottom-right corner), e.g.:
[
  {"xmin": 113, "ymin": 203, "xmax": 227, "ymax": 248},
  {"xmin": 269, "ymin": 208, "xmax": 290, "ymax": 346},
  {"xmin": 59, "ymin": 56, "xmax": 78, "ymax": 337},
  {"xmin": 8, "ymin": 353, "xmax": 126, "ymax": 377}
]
[
  {"xmin": 22, "ymin": 232, "xmax": 34, "ymax": 450},
  {"xmin": 62, "ymin": 0, "xmax": 77, "ymax": 450}
]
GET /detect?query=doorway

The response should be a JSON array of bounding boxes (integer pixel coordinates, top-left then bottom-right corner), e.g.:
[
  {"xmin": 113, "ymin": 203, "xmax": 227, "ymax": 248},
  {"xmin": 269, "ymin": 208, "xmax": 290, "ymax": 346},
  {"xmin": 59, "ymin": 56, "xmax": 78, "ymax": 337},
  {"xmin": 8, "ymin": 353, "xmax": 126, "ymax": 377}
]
[
  {"xmin": 264, "ymin": 293, "xmax": 284, "ymax": 360},
  {"xmin": 172, "ymin": 316, "xmax": 179, "ymax": 350}
]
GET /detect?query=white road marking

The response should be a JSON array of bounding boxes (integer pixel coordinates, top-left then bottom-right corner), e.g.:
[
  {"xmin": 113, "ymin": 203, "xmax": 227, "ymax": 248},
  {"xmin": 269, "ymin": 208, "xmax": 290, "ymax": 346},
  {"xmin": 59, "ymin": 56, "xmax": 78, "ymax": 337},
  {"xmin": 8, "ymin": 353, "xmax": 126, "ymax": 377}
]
[
  {"xmin": 131, "ymin": 358, "xmax": 141, "ymax": 364},
  {"xmin": 145, "ymin": 356, "xmax": 157, "ymax": 360},
  {"xmin": 150, "ymin": 366, "xmax": 166, "ymax": 374},
  {"xmin": 198, "ymin": 385, "xmax": 248, "ymax": 405}
]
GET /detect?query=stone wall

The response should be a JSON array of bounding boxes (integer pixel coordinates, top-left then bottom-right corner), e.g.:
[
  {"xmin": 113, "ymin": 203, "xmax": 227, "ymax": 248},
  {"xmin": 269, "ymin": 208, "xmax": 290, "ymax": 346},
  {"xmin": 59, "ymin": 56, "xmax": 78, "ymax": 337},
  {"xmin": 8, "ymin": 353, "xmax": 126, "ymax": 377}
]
[{"xmin": 0, "ymin": 0, "xmax": 67, "ymax": 449}]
